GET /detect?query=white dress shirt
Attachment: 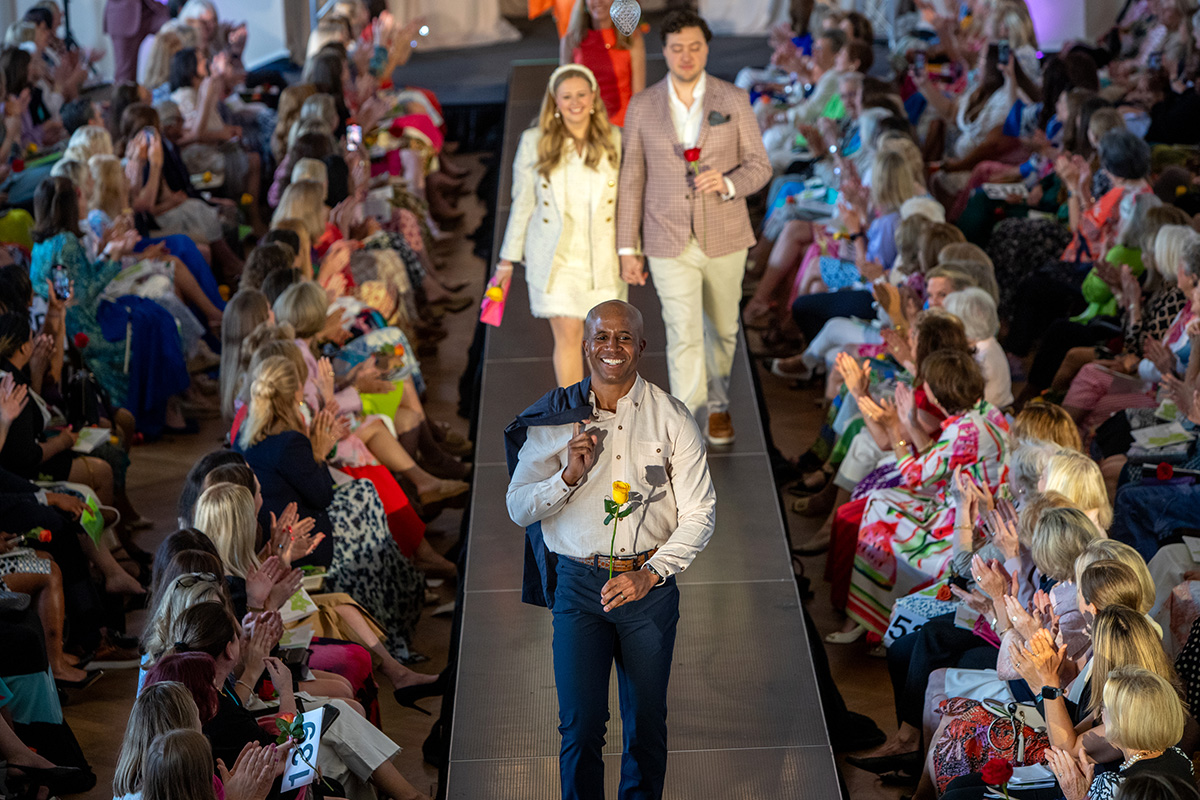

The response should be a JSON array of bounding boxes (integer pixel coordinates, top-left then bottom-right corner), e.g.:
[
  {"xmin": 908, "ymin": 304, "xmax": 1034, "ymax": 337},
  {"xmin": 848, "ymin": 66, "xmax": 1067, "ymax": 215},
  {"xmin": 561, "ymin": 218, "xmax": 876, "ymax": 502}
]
[{"xmin": 506, "ymin": 375, "xmax": 716, "ymax": 579}]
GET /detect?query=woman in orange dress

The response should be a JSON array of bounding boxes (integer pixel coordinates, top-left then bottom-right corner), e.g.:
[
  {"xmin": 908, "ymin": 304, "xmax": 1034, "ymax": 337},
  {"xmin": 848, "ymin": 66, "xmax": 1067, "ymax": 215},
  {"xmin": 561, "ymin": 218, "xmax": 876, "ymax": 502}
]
[{"xmin": 559, "ymin": 0, "xmax": 645, "ymax": 126}]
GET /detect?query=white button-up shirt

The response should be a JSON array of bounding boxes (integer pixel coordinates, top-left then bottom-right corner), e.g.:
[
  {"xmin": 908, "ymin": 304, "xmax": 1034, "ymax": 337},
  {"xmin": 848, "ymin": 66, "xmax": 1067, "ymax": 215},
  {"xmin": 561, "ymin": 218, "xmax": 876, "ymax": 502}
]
[
  {"xmin": 506, "ymin": 375, "xmax": 716, "ymax": 579},
  {"xmin": 667, "ymin": 71, "xmax": 706, "ymax": 149}
]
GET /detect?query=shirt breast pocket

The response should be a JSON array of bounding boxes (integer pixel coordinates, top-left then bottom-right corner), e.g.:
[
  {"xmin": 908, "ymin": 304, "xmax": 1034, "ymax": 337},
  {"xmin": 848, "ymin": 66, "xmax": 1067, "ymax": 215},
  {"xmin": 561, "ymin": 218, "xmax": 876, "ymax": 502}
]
[{"xmin": 636, "ymin": 441, "xmax": 672, "ymax": 491}]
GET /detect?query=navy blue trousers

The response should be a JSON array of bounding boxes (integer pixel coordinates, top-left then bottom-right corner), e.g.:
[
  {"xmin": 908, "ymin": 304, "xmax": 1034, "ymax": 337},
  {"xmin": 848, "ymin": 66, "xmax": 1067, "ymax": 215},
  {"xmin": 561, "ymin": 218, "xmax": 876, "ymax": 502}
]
[{"xmin": 551, "ymin": 557, "xmax": 679, "ymax": 800}]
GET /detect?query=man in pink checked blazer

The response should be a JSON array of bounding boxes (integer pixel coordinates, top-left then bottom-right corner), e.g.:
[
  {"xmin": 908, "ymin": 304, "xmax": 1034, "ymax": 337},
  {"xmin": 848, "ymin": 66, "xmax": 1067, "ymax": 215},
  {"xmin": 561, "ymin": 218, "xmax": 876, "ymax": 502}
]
[{"xmin": 616, "ymin": 9, "xmax": 772, "ymax": 447}]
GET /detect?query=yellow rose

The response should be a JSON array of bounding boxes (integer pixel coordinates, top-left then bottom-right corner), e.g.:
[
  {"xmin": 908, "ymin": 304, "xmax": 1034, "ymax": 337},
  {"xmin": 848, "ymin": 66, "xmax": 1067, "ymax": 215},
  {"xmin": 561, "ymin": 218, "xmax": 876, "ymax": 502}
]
[
  {"xmin": 240, "ymin": 193, "xmax": 253, "ymax": 206},
  {"xmin": 484, "ymin": 286, "xmax": 504, "ymax": 302},
  {"xmin": 202, "ymin": 171, "xmax": 213, "ymax": 182},
  {"xmin": 27, "ymin": 143, "xmax": 37, "ymax": 154},
  {"xmin": 612, "ymin": 481, "xmax": 630, "ymax": 505}
]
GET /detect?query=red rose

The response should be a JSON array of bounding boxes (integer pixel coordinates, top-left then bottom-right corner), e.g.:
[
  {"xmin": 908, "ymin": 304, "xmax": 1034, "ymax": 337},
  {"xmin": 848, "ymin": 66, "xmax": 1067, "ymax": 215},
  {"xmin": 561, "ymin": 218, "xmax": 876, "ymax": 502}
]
[
  {"xmin": 277, "ymin": 712, "xmax": 296, "ymax": 725},
  {"xmin": 684, "ymin": 147, "xmax": 701, "ymax": 163},
  {"xmin": 1157, "ymin": 462, "xmax": 1175, "ymax": 480},
  {"xmin": 38, "ymin": 529, "xmax": 51, "ymax": 542},
  {"xmin": 981, "ymin": 757, "xmax": 1013, "ymax": 786},
  {"xmin": 936, "ymin": 584, "xmax": 953, "ymax": 602},
  {"xmin": 11, "ymin": 158, "xmax": 23, "ymax": 173},
  {"xmin": 73, "ymin": 333, "xmax": 89, "ymax": 349}
]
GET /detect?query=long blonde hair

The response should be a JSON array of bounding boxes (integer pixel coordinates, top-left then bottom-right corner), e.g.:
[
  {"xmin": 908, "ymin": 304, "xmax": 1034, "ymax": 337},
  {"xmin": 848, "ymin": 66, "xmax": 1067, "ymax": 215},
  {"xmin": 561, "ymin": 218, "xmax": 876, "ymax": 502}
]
[
  {"xmin": 562, "ymin": 0, "xmax": 633, "ymax": 54},
  {"xmin": 870, "ymin": 149, "xmax": 920, "ymax": 214},
  {"xmin": 193, "ymin": 483, "xmax": 260, "ymax": 579},
  {"xmin": 271, "ymin": 180, "xmax": 326, "ymax": 240},
  {"xmin": 1089, "ymin": 605, "xmax": 1177, "ymax": 714},
  {"xmin": 239, "ymin": 355, "xmax": 304, "ymax": 449},
  {"xmin": 534, "ymin": 67, "xmax": 618, "ymax": 180},
  {"xmin": 113, "ymin": 682, "xmax": 202, "ymax": 798},
  {"xmin": 142, "ymin": 730, "xmax": 217, "ymax": 800},
  {"xmin": 88, "ymin": 154, "xmax": 127, "ymax": 221}
]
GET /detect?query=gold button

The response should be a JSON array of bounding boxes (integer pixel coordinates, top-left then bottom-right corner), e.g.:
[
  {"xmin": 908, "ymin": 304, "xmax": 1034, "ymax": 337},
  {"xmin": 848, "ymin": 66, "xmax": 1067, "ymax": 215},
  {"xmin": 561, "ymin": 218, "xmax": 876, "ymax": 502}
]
[
  {"xmin": 617, "ymin": 425, "xmax": 622, "ymax": 430},
  {"xmin": 607, "ymin": 199, "xmax": 614, "ymax": 204},
  {"xmin": 543, "ymin": 218, "xmax": 549, "ymax": 223},
  {"xmin": 616, "ymin": 454, "xmax": 621, "ymax": 460},
  {"xmin": 656, "ymin": 448, "xmax": 661, "ymax": 453},
  {"xmin": 543, "ymin": 201, "xmax": 549, "ymax": 206},
  {"xmin": 542, "ymin": 183, "xmax": 549, "ymax": 188},
  {"xmin": 608, "ymin": 180, "xmax": 614, "ymax": 187},
  {"xmin": 606, "ymin": 216, "xmax": 612, "ymax": 222}
]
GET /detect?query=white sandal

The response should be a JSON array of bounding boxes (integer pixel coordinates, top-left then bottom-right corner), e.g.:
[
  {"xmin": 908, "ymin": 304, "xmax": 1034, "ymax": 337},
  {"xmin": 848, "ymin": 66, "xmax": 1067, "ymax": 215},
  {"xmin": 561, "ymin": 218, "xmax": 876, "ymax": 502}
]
[{"xmin": 824, "ymin": 624, "xmax": 866, "ymax": 644}]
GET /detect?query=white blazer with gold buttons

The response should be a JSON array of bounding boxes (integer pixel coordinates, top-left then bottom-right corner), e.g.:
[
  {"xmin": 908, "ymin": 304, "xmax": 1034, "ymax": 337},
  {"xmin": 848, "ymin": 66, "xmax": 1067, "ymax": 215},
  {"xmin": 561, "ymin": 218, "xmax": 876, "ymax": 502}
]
[{"xmin": 499, "ymin": 126, "xmax": 621, "ymax": 294}]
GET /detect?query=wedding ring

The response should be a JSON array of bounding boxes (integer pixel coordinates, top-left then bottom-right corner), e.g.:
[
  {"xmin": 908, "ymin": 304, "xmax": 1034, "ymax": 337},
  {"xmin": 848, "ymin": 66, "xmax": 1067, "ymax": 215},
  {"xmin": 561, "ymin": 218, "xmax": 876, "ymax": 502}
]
[{"xmin": 619, "ymin": 593, "xmax": 625, "ymax": 601}]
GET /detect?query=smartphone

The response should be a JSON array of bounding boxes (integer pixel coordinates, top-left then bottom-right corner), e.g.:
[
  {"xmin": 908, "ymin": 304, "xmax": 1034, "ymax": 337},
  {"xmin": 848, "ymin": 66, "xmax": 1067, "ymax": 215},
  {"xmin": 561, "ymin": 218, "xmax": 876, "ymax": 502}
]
[
  {"xmin": 51, "ymin": 265, "xmax": 70, "ymax": 301},
  {"xmin": 346, "ymin": 124, "xmax": 362, "ymax": 152},
  {"xmin": 913, "ymin": 51, "xmax": 927, "ymax": 72},
  {"xmin": 997, "ymin": 39, "xmax": 1010, "ymax": 66},
  {"xmin": 319, "ymin": 703, "xmax": 341, "ymax": 735}
]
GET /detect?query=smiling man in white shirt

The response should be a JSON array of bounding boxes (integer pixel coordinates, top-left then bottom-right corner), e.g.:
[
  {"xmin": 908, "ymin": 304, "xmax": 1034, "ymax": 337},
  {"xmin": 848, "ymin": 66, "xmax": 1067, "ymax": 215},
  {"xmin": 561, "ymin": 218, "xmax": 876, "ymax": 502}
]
[{"xmin": 506, "ymin": 300, "xmax": 716, "ymax": 800}]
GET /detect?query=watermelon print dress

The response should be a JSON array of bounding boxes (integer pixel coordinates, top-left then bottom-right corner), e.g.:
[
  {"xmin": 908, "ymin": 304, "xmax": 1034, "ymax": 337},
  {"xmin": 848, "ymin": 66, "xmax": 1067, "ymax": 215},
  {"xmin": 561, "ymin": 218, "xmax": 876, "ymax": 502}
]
[{"xmin": 846, "ymin": 401, "xmax": 1010, "ymax": 635}]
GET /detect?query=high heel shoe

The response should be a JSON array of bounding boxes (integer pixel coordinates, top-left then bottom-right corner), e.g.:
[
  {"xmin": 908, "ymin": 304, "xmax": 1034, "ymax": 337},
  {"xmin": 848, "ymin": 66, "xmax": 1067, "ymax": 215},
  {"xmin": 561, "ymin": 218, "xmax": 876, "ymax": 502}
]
[
  {"xmin": 824, "ymin": 625, "xmax": 865, "ymax": 644},
  {"xmin": 394, "ymin": 673, "xmax": 448, "ymax": 716},
  {"xmin": 844, "ymin": 750, "xmax": 922, "ymax": 775}
]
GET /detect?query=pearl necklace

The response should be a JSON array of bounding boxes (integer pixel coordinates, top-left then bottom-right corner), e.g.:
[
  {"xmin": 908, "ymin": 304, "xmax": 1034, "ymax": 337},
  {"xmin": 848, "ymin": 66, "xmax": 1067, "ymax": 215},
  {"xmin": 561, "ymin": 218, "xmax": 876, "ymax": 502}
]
[{"xmin": 1121, "ymin": 750, "xmax": 1163, "ymax": 771}]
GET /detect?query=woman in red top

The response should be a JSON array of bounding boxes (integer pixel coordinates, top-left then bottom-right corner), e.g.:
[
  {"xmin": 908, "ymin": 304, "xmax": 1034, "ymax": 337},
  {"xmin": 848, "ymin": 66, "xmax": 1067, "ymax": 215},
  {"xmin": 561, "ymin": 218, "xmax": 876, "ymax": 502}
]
[{"xmin": 559, "ymin": 0, "xmax": 645, "ymax": 127}]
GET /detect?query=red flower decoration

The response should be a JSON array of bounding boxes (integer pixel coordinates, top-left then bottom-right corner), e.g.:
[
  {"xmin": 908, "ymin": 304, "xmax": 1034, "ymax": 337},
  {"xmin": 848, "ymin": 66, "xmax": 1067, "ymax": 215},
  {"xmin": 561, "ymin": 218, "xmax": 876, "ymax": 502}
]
[
  {"xmin": 936, "ymin": 584, "xmax": 953, "ymax": 602},
  {"xmin": 38, "ymin": 529, "xmax": 51, "ymax": 542},
  {"xmin": 683, "ymin": 147, "xmax": 701, "ymax": 163},
  {"xmin": 73, "ymin": 332, "xmax": 89, "ymax": 349},
  {"xmin": 277, "ymin": 712, "xmax": 296, "ymax": 725},
  {"xmin": 1157, "ymin": 462, "xmax": 1175, "ymax": 480},
  {"xmin": 981, "ymin": 757, "xmax": 1014, "ymax": 786},
  {"xmin": 11, "ymin": 158, "xmax": 24, "ymax": 173}
]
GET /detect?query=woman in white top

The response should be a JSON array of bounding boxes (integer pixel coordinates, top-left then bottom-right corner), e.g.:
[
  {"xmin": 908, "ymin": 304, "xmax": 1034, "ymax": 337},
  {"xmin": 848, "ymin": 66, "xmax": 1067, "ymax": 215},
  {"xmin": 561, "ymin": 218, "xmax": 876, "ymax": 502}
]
[{"xmin": 496, "ymin": 64, "xmax": 624, "ymax": 387}]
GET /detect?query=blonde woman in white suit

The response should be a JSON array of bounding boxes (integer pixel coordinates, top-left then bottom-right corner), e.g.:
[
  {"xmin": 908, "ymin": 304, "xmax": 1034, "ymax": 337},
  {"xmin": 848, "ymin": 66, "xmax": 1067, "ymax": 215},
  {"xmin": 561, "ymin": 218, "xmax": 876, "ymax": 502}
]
[{"xmin": 496, "ymin": 64, "xmax": 625, "ymax": 387}]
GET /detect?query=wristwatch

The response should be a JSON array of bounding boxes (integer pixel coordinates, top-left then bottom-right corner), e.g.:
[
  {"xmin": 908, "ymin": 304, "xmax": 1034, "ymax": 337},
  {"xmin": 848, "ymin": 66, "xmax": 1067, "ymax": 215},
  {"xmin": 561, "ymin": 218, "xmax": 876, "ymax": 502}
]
[
  {"xmin": 1035, "ymin": 686, "xmax": 1062, "ymax": 703},
  {"xmin": 643, "ymin": 563, "xmax": 666, "ymax": 587}
]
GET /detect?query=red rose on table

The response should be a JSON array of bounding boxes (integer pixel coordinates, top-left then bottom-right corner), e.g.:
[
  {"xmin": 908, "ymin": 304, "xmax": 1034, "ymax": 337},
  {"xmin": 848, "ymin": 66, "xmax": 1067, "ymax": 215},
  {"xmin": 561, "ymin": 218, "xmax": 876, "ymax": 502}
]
[
  {"xmin": 683, "ymin": 147, "xmax": 701, "ymax": 164},
  {"xmin": 1157, "ymin": 462, "xmax": 1175, "ymax": 480},
  {"xmin": 981, "ymin": 757, "xmax": 1013, "ymax": 786},
  {"xmin": 936, "ymin": 584, "xmax": 953, "ymax": 602},
  {"xmin": 73, "ymin": 333, "xmax": 89, "ymax": 348},
  {"xmin": 37, "ymin": 529, "xmax": 51, "ymax": 542}
]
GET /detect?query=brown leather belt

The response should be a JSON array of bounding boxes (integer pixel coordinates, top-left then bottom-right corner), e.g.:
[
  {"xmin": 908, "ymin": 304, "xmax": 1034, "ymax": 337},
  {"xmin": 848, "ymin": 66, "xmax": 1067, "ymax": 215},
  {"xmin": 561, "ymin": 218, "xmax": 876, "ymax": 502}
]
[{"xmin": 562, "ymin": 548, "xmax": 658, "ymax": 573}]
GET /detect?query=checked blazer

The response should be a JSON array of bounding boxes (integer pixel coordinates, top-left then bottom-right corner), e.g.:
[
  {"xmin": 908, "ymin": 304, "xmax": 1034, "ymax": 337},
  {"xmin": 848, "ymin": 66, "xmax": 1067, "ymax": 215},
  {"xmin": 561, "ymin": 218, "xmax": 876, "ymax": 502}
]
[{"xmin": 616, "ymin": 73, "xmax": 771, "ymax": 260}]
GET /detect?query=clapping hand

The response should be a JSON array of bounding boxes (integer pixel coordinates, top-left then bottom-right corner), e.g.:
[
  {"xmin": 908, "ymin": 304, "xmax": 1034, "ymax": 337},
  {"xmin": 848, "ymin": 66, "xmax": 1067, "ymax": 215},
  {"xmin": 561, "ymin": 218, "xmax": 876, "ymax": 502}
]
[
  {"xmin": 881, "ymin": 327, "xmax": 914, "ymax": 369},
  {"xmin": 218, "ymin": 743, "xmax": 287, "ymax": 800},
  {"xmin": 0, "ymin": 372, "xmax": 27, "ymax": 428},
  {"xmin": 1118, "ymin": 263, "xmax": 1141, "ymax": 311},
  {"xmin": 834, "ymin": 352, "xmax": 871, "ymax": 398},
  {"xmin": 245, "ymin": 555, "xmax": 285, "ymax": 611},
  {"xmin": 894, "ymin": 382, "xmax": 916, "ymax": 425},
  {"xmin": 1144, "ymin": 336, "xmax": 1176, "ymax": 376},
  {"xmin": 562, "ymin": 420, "xmax": 597, "ymax": 487},
  {"xmin": 950, "ymin": 584, "xmax": 993, "ymax": 615},
  {"xmin": 970, "ymin": 554, "xmax": 1010, "ymax": 600},
  {"xmin": 262, "ymin": 655, "xmax": 295, "ymax": 699},
  {"xmin": 1004, "ymin": 593, "xmax": 1046, "ymax": 642},
  {"xmin": 269, "ymin": 503, "xmax": 321, "ymax": 567},
  {"xmin": 982, "ymin": 500, "xmax": 1020, "ymax": 560},
  {"xmin": 314, "ymin": 357, "xmax": 336, "ymax": 406},
  {"xmin": 857, "ymin": 394, "xmax": 900, "ymax": 432},
  {"xmin": 266, "ymin": 567, "xmax": 303, "ymax": 612}
]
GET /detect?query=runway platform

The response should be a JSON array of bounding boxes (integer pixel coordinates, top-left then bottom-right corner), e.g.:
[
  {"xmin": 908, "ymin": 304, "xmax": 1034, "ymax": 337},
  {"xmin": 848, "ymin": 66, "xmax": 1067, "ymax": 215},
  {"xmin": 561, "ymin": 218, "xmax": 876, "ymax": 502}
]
[{"xmin": 444, "ymin": 62, "xmax": 842, "ymax": 799}]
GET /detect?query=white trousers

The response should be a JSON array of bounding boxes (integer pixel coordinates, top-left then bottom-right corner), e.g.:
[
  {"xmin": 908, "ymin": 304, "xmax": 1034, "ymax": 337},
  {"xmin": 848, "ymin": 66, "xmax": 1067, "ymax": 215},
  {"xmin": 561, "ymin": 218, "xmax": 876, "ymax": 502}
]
[
  {"xmin": 802, "ymin": 317, "xmax": 884, "ymax": 373},
  {"xmin": 648, "ymin": 238, "xmax": 747, "ymax": 424},
  {"xmin": 316, "ymin": 698, "xmax": 402, "ymax": 800}
]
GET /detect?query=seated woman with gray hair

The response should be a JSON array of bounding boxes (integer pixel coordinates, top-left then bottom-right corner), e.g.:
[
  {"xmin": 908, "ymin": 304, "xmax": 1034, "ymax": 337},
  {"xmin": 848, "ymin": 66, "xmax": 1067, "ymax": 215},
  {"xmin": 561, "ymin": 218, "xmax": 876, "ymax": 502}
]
[{"xmin": 944, "ymin": 287, "xmax": 1013, "ymax": 408}]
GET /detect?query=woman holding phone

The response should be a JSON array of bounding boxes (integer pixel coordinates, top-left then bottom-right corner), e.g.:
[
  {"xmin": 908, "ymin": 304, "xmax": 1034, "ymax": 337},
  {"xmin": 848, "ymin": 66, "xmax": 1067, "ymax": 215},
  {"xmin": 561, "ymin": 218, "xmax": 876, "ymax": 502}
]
[{"xmin": 495, "ymin": 64, "xmax": 623, "ymax": 387}]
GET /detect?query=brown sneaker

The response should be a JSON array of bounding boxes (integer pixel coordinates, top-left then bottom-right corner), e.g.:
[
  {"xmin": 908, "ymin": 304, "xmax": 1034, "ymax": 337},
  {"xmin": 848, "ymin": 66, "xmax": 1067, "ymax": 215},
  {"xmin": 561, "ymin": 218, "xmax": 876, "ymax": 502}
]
[{"xmin": 706, "ymin": 412, "xmax": 736, "ymax": 446}]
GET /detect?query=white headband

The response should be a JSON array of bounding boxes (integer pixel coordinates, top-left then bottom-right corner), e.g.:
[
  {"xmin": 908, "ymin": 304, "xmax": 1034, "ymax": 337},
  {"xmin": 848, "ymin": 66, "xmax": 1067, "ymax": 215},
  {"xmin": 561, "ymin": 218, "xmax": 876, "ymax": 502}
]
[{"xmin": 547, "ymin": 64, "xmax": 599, "ymax": 93}]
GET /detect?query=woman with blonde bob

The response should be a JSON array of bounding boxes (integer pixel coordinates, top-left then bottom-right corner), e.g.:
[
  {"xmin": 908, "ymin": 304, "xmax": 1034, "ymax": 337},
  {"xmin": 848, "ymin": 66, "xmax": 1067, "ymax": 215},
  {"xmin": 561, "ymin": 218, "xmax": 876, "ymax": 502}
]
[
  {"xmin": 496, "ymin": 63, "xmax": 623, "ymax": 387},
  {"xmin": 1042, "ymin": 450, "xmax": 1113, "ymax": 530},
  {"xmin": 1045, "ymin": 666, "xmax": 1191, "ymax": 799},
  {"xmin": 112, "ymin": 682, "xmax": 203, "ymax": 800},
  {"xmin": 236, "ymin": 355, "xmax": 428, "ymax": 661}
]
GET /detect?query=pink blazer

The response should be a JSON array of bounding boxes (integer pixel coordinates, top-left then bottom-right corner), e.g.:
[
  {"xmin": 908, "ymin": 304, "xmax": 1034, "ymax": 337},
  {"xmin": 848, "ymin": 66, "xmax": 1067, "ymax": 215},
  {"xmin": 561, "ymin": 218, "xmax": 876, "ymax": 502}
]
[{"xmin": 616, "ymin": 73, "xmax": 771, "ymax": 260}]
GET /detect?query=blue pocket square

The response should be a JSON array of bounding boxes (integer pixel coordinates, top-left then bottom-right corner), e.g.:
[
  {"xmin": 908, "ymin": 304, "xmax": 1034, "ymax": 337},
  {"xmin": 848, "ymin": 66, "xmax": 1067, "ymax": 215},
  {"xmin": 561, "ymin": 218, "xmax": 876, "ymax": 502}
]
[{"xmin": 708, "ymin": 111, "xmax": 731, "ymax": 125}]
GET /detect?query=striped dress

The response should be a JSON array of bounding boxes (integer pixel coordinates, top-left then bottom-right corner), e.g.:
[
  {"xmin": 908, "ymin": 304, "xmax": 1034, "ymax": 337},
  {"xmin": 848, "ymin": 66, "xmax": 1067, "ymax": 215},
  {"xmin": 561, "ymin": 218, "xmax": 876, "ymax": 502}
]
[{"xmin": 846, "ymin": 401, "xmax": 1010, "ymax": 635}]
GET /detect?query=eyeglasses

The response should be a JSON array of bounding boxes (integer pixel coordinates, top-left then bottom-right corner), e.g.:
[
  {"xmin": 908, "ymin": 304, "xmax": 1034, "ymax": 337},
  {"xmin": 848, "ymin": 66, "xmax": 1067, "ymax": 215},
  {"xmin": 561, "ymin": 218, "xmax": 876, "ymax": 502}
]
[{"xmin": 173, "ymin": 572, "xmax": 219, "ymax": 588}]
